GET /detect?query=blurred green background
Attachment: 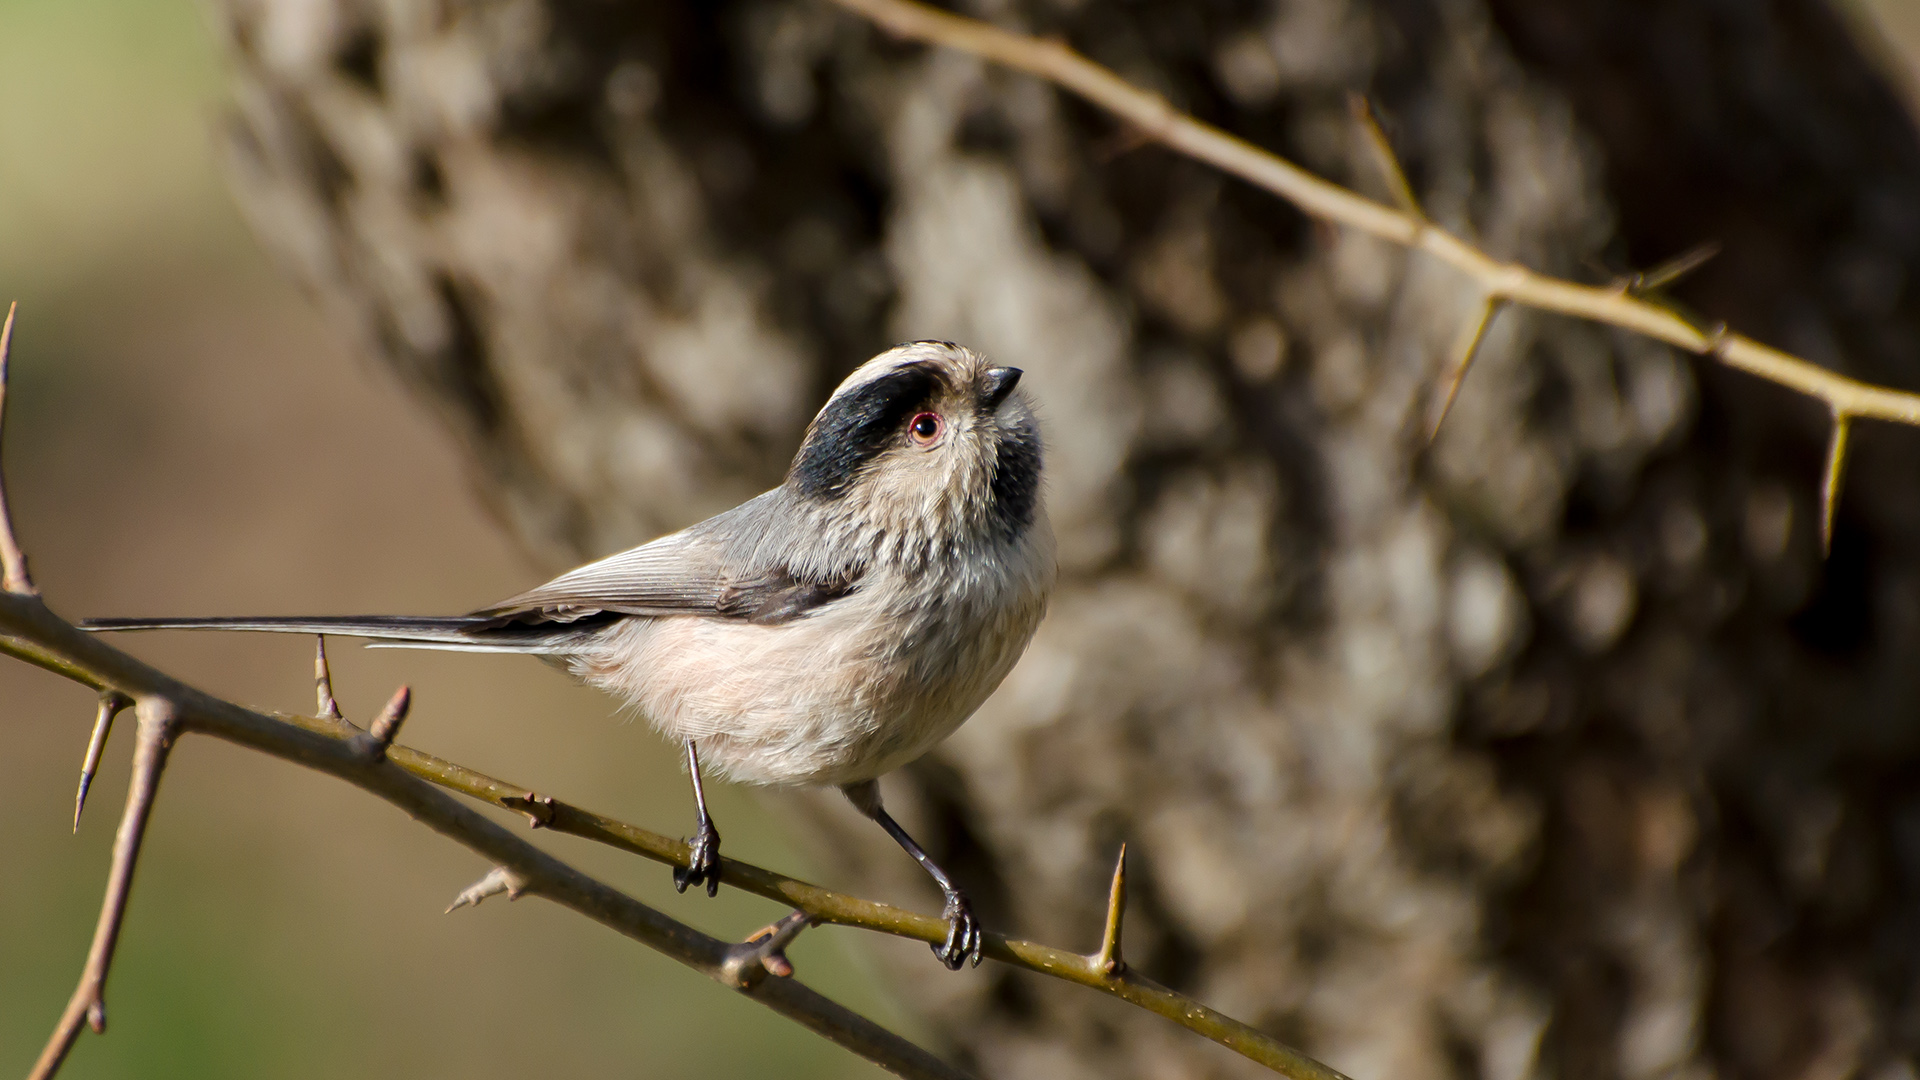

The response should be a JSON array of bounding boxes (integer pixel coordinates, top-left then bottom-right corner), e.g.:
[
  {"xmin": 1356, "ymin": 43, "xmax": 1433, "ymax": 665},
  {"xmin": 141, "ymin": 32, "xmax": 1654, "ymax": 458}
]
[{"xmin": 0, "ymin": 0, "xmax": 908, "ymax": 1075}]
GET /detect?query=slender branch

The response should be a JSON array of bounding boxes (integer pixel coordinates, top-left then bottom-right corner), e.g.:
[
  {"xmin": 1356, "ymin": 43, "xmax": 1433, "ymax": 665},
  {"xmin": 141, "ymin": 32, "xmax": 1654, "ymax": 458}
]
[
  {"xmin": 74, "ymin": 691, "xmax": 131, "ymax": 831},
  {"xmin": 0, "ymin": 302, "xmax": 34, "ymax": 595},
  {"xmin": 826, "ymin": 0, "xmax": 1920, "ymax": 543},
  {"xmin": 32, "ymin": 698, "xmax": 179, "ymax": 1080},
  {"xmin": 1, "ymin": 600, "xmax": 967, "ymax": 1080}
]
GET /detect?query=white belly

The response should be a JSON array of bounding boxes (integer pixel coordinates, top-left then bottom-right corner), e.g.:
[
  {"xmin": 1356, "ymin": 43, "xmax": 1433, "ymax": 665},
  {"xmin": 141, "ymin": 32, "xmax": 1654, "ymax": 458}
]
[{"xmin": 570, "ymin": 560, "xmax": 1049, "ymax": 787}]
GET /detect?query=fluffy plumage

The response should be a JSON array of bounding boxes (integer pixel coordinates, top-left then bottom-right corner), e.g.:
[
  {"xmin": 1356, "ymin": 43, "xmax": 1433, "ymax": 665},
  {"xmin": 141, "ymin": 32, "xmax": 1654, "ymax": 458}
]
[
  {"xmin": 84, "ymin": 341, "xmax": 1056, "ymax": 788},
  {"xmin": 87, "ymin": 341, "xmax": 1052, "ymax": 967}
]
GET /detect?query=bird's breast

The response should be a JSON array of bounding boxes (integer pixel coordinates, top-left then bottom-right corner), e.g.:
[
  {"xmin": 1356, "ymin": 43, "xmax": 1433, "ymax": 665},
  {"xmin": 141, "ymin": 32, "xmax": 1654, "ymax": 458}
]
[{"xmin": 574, "ymin": 535, "xmax": 1052, "ymax": 788}]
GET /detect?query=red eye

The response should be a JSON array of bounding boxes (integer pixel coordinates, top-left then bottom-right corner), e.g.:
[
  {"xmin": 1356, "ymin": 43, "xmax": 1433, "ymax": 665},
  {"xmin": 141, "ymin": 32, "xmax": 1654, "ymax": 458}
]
[{"xmin": 908, "ymin": 412, "xmax": 943, "ymax": 446}]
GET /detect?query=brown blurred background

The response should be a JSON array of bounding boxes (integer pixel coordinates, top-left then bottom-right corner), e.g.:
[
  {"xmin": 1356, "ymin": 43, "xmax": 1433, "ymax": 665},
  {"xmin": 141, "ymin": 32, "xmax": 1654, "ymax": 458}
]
[
  {"xmin": 13, "ymin": 1, "xmax": 1920, "ymax": 1078},
  {"xmin": 0, "ymin": 0, "xmax": 897, "ymax": 1075}
]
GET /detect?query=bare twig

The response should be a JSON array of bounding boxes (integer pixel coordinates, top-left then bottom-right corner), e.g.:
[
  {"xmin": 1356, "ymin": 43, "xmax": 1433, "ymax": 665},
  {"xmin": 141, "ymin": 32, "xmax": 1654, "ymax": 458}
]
[
  {"xmin": 828, "ymin": 0, "xmax": 1920, "ymax": 548},
  {"xmin": 313, "ymin": 637, "xmax": 342, "ymax": 719},
  {"xmin": 1096, "ymin": 843, "xmax": 1127, "ymax": 977},
  {"xmin": 32, "ymin": 699, "xmax": 179, "ymax": 1080},
  {"xmin": 73, "ymin": 691, "xmax": 131, "ymax": 831},
  {"xmin": 356, "ymin": 726, "xmax": 1354, "ymax": 1080},
  {"xmin": 0, "ymin": 302, "xmax": 36, "ymax": 595}
]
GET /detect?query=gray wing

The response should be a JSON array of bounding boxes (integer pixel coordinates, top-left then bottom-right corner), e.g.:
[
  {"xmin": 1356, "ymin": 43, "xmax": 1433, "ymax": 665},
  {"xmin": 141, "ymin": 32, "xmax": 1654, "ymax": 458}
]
[
  {"xmin": 474, "ymin": 492, "xmax": 859, "ymax": 626},
  {"xmin": 475, "ymin": 527, "xmax": 730, "ymax": 621}
]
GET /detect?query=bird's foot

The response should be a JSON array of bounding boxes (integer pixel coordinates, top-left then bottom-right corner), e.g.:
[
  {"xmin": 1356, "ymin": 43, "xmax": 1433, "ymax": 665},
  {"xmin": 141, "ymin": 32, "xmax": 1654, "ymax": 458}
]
[
  {"xmin": 932, "ymin": 889, "xmax": 984, "ymax": 970},
  {"xmin": 673, "ymin": 818, "xmax": 722, "ymax": 897}
]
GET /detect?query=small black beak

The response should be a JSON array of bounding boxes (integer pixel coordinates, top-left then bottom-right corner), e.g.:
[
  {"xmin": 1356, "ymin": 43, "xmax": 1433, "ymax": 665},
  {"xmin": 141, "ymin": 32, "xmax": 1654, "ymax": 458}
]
[{"xmin": 981, "ymin": 367, "xmax": 1023, "ymax": 409}]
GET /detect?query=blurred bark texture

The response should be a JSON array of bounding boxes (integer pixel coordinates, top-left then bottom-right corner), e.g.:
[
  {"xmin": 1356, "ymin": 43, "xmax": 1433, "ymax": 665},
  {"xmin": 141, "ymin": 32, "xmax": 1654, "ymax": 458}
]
[{"xmin": 211, "ymin": 1, "xmax": 1920, "ymax": 1078}]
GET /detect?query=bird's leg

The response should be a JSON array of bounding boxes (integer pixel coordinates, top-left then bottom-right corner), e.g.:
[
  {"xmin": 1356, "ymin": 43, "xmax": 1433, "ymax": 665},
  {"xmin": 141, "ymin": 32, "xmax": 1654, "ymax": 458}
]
[
  {"xmin": 842, "ymin": 780, "xmax": 982, "ymax": 969},
  {"xmin": 673, "ymin": 740, "xmax": 722, "ymax": 897}
]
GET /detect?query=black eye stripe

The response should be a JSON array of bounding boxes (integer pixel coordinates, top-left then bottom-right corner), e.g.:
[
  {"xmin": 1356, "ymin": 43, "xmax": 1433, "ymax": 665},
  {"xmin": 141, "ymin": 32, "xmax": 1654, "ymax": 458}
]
[{"xmin": 791, "ymin": 364, "xmax": 946, "ymax": 498}]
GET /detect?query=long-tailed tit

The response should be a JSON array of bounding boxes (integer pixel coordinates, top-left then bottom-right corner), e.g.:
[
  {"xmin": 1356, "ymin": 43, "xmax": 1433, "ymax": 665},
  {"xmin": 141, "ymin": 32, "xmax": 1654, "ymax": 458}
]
[{"xmin": 85, "ymin": 341, "xmax": 1054, "ymax": 969}]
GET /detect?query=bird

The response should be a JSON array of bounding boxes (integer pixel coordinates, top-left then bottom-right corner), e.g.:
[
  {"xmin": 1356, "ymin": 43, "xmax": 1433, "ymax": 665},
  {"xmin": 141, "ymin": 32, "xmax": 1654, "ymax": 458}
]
[{"xmin": 83, "ymin": 340, "xmax": 1054, "ymax": 970}]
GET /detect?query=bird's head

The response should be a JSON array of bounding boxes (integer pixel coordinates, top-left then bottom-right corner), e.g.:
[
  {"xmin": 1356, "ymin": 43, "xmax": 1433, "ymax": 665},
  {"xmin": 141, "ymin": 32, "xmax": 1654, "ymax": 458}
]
[{"xmin": 787, "ymin": 341, "xmax": 1042, "ymax": 552}]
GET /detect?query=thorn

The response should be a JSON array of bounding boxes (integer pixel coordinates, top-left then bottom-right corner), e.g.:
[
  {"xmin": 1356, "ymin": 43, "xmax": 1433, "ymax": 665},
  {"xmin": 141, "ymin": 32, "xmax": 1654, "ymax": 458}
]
[
  {"xmin": 445, "ymin": 866, "xmax": 526, "ymax": 913},
  {"xmin": 0, "ymin": 301, "xmax": 37, "ymax": 597},
  {"xmin": 720, "ymin": 910, "xmax": 811, "ymax": 987},
  {"xmin": 1092, "ymin": 123, "xmax": 1153, "ymax": 164},
  {"xmin": 353, "ymin": 686, "xmax": 409, "ymax": 761},
  {"xmin": 368, "ymin": 685, "xmax": 409, "ymax": 746},
  {"xmin": 1349, "ymin": 94, "xmax": 1423, "ymax": 221},
  {"xmin": 74, "ymin": 693, "xmax": 131, "ymax": 832},
  {"xmin": 1628, "ymin": 241, "xmax": 1720, "ymax": 295},
  {"xmin": 1427, "ymin": 294, "xmax": 1502, "ymax": 443},
  {"xmin": 1820, "ymin": 410, "xmax": 1851, "ymax": 557},
  {"xmin": 313, "ymin": 637, "xmax": 342, "ymax": 720},
  {"xmin": 1703, "ymin": 321, "xmax": 1730, "ymax": 357},
  {"xmin": 500, "ymin": 791, "xmax": 556, "ymax": 828},
  {"xmin": 1096, "ymin": 842, "xmax": 1127, "ymax": 977}
]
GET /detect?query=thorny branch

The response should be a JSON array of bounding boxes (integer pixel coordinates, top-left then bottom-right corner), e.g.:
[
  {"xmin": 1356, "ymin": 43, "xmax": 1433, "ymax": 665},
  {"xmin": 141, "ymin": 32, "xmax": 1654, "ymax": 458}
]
[
  {"xmin": 329, "ymin": 705, "xmax": 1352, "ymax": 1079},
  {"xmin": 824, "ymin": 0, "xmax": 1920, "ymax": 547},
  {"xmin": 32, "ymin": 700, "xmax": 177, "ymax": 1080}
]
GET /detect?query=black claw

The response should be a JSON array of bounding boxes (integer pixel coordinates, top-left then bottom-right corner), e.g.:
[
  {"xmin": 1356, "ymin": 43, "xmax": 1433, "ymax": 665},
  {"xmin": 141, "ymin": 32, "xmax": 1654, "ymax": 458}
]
[
  {"xmin": 932, "ymin": 890, "xmax": 983, "ymax": 970},
  {"xmin": 674, "ymin": 819, "xmax": 722, "ymax": 897}
]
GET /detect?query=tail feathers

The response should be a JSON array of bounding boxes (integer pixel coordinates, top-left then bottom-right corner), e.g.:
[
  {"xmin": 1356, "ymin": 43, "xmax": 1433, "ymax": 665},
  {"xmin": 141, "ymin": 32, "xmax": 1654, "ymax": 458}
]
[{"xmin": 79, "ymin": 615, "xmax": 579, "ymax": 654}]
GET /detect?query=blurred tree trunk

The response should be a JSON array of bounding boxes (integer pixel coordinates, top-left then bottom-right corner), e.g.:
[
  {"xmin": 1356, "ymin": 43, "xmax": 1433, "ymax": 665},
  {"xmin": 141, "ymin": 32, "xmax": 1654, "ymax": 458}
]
[{"xmin": 211, "ymin": 0, "xmax": 1920, "ymax": 1077}]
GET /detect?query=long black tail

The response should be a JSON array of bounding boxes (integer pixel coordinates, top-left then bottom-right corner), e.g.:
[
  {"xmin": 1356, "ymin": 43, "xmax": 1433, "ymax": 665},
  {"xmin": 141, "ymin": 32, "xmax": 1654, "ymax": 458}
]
[{"xmin": 79, "ymin": 615, "xmax": 577, "ymax": 654}]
